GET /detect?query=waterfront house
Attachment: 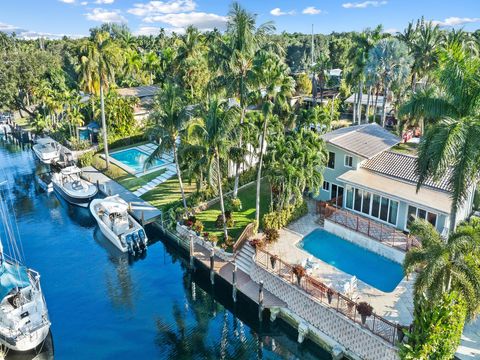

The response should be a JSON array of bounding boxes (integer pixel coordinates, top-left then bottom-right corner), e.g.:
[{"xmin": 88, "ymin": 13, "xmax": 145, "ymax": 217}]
[
  {"xmin": 317, "ymin": 123, "xmax": 475, "ymax": 235},
  {"xmin": 117, "ymin": 85, "xmax": 159, "ymax": 122}
]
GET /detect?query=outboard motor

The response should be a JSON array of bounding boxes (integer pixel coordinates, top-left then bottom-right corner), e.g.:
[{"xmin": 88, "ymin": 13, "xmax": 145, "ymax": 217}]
[
  {"xmin": 138, "ymin": 229, "xmax": 147, "ymax": 251},
  {"xmin": 132, "ymin": 232, "xmax": 140, "ymax": 254},
  {"xmin": 126, "ymin": 234, "xmax": 134, "ymax": 255}
]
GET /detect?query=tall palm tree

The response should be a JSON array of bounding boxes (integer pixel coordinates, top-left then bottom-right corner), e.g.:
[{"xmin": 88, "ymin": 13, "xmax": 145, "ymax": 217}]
[
  {"xmin": 143, "ymin": 51, "xmax": 159, "ymax": 85},
  {"xmin": 187, "ymin": 99, "xmax": 240, "ymax": 240},
  {"xmin": 79, "ymin": 31, "xmax": 121, "ymax": 169},
  {"xmin": 251, "ymin": 51, "xmax": 294, "ymax": 224},
  {"xmin": 404, "ymin": 219, "xmax": 480, "ymax": 318},
  {"xmin": 145, "ymin": 82, "xmax": 191, "ymax": 211},
  {"xmin": 400, "ymin": 44, "xmax": 480, "ymax": 229}
]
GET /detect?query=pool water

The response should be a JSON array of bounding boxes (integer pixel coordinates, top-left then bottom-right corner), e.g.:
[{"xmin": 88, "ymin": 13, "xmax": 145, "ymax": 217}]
[
  {"xmin": 298, "ymin": 229, "xmax": 404, "ymax": 292},
  {"xmin": 111, "ymin": 148, "xmax": 165, "ymax": 173}
]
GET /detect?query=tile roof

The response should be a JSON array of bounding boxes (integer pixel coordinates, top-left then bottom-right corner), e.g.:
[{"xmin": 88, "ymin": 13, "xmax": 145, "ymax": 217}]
[
  {"xmin": 361, "ymin": 151, "xmax": 452, "ymax": 192},
  {"xmin": 323, "ymin": 124, "xmax": 400, "ymax": 159},
  {"xmin": 117, "ymin": 85, "xmax": 159, "ymax": 98}
]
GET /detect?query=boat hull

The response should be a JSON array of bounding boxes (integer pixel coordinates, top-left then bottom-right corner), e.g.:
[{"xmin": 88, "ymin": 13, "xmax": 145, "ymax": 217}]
[
  {"xmin": 32, "ymin": 147, "xmax": 60, "ymax": 165},
  {"xmin": 52, "ymin": 182, "xmax": 97, "ymax": 207},
  {"xmin": 0, "ymin": 322, "xmax": 50, "ymax": 352}
]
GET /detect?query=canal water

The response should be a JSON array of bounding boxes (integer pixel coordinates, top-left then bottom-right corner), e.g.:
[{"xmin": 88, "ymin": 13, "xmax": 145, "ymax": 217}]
[{"xmin": 0, "ymin": 137, "xmax": 333, "ymax": 360}]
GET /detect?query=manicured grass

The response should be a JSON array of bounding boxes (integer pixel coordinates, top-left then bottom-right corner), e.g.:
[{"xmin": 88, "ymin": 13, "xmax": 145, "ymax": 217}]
[
  {"xmin": 91, "ymin": 153, "xmax": 166, "ymax": 192},
  {"xmin": 195, "ymin": 180, "xmax": 271, "ymax": 240},
  {"xmin": 391, "ymin": 142, "xmax": 418, "ymax": 155},
  {"xmin": 140, "ymin": 177, "xmax": 196, "ymax": 209}
]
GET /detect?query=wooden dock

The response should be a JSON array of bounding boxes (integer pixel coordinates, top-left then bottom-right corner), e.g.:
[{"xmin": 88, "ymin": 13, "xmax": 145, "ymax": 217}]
[{"xmin": 81, "ymin": 166, "xmax": 162, "ymax": 225}]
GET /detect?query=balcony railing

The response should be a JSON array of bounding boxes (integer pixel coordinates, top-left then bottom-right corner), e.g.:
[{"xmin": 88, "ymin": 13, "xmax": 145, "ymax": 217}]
[
  {"xmin": 255, "ymin": 247, "xmax": 401, "ymax": 345},
  {"xmin": 317, "ymin": 202, "xmax": 420, "ymax": 252}
]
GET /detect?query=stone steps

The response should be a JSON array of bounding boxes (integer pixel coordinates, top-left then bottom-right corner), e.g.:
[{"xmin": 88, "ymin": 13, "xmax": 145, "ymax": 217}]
[{"xmin": 235, "ymin": 244, "xmax": 255, "ymax": 274}]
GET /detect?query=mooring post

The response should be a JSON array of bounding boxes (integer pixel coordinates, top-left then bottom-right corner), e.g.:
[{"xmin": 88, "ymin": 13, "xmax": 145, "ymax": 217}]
[
  {"xmin": 210, "ymin": 248, "xmax": 215, "ymax": 285},
  {"xmin": 96, "ymin": 180, "xmax": 100, "ymax": 192},
  {"xmin": 141, "ymin": 210, "xmax": 145, "ymax": 225},
  {"xmin": 232, "ymin": 262, "xmax": 237, "ymax": 302},
  {"xmin": 258, "ymin": 281, "xmax": 264, "ymax": 321},
  {"xmin": 189, "ymin": 235, "xmax": 194, "ymax": 269},
  {"xmin": 128, "ymin": 202, "xmax": 132, "ymax": 212}
]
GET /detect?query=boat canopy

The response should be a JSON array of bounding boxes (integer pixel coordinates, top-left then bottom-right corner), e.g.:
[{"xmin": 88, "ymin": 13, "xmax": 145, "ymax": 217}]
[
  {"xmin": 102, "ymin": 201, "xmax": 128, "ymax": 215},
  {"xmin": 35, "ymin": 137, "xmax": 56, "ymax": 145},
  {"xmin": 61, "ymin": 166, "xmax": 82, "ymax": 176},
  {"xmin": 0, "ymin": 261, "xmax": 30, "ymax": 300}
]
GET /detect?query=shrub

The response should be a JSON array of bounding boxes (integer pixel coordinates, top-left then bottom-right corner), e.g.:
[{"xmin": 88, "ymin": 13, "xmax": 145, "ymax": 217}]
[
  {"xmin": 295, "ymin": 73, "xmax": 312, "ymax": 95},
  {"xmin": 357, "ymin": 302, "xmax": 373, "ymax": 317},
  {"xmin": 185, "ymin": 220, "xmax": 193, "ymax": 228},
  {"xmin": 226, "ymin": 197, "xmax": 242, "ymax": 212},
  {"xmin": 215, "ymin": 211, "xmax": 234, "ymax": 228},
  {"xmin": 474, "ymin": 186, "xmax": 480, "ymax": 210},
  {"xmin": 264, "ymin": 228, "xmax": 280, "ymax": 244},
  {"xmin": 400, "ymin": 292, "xmax": 466, "ymax": 360},
  {"xmin": 68, "ymin": 138, "xmax": 91, "ymax": 151},
  {"xmin": 193, "ymin": 220, "xmax": 204, "ymax": 234},
  {"xmin": 249, "ymin": 239, "xmax": 264, "ymax": 249},
  {"xmin": 262, "ymin": 201, "xmax": 308, "ymax": 230},
  {"xmin": 203, "ymin": 232, "xmax": 218, "ymax": 244},
  {"xmin": 292, "ymin": 265, "xmax": 306, "ymax": 285},
  {"xmin": 77, "ymin": 151, "xmax": 94, "ymax": 168}
]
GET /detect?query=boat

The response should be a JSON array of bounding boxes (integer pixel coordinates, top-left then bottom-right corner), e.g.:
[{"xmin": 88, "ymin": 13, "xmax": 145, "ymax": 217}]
[
  {"xmin": 0, "ymin": 123, "xmax": 11, "ymax": 135},
  {"xmin": 0, "ymin": 183, "xmax": 51, "ymax": 352},
  {"xmin": 90, "ymin": 195, "xmax": 148, "ymax": 255},
  {"xmin": 32, "ymin": 137, "xmax": 61, "ymax": 164},
  {"xmin": 51, "ymin": 166, "xmax": 98, "ymax": 207}
]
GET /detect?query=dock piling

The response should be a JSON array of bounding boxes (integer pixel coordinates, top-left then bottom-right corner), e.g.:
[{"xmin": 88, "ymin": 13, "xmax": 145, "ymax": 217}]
[
  {"xmin": 258, "ymin": 281, "xmax": 264, "ymax": 321},
  {"xmin": 210, "ymin": 248, "xmax": 215, "ymax": 285},
  {"xmin": 232, "ymin": 262, "xmax": 237, "ymax": 302},
  {"xmin": 189, "ymin": 235, "xmax": 194, "ymax": 269}
]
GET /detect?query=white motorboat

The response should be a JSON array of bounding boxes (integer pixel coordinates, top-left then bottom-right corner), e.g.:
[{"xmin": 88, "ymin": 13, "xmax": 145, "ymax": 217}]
[
  {"xmin": 32, "ymin": 137, "xmax": 61, "ymax": 164},
  {"xmin": 0, "ymin": 123, "xmax": 11, "ymax": 135},
  {"xmin": 51, "ymin": 166, "xmax": 98, "ymax": 207},
  {"xmin": 90, "ymin": 195, "xmax": 148, "ymax": 255},
  {"xmin": 0, "ymin": 184, "xmax": 51, "ymax": 352}
]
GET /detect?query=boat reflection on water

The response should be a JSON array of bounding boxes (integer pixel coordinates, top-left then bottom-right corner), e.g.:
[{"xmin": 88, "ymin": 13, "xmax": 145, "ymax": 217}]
[{"xmin": 55, "ymin": 195, "xmax": 96, "ymax": 229}]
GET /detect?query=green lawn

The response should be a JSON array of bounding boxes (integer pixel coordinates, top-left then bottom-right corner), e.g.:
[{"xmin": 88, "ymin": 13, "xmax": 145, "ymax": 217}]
[
  {"xmin": 195, "ymin": 180, "xmax": 270, "ymax": 241},
  {"xmin": 391, "ymin": 142, "xmax": 418, "ymax": 155},
  {"xmin": 140, "ymin": 177, "xmax": 196, "ymax": 209}
]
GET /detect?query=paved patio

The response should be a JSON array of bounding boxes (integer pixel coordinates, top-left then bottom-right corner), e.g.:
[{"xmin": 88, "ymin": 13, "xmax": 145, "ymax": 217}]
[{"xmin": 264, "ymin": 203, "xmax": 414, "ymax": 325}]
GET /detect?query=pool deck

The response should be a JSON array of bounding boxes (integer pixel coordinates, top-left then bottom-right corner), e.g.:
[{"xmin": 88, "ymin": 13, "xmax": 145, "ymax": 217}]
[
  {"xmin": 265, "ymin": 201, "xmax": 414, "ymax": 326},
  {"xmin": 81, "ymin": 166, "xmax": 162, "ymax": 225}
]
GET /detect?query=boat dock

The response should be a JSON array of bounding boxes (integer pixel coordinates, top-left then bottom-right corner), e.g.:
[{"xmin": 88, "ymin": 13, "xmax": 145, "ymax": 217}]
[{"xmin": 81, "ymin": 166, "xmax": 162, "ymax": 225}]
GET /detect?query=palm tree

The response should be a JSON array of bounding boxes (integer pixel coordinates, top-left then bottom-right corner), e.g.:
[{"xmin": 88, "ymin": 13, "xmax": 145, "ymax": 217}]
[
  {"xmin": 399, "ymin": 44, "xmax": 480, "ymax": 229},
  {"xmin": 251, "ymin": 51, "xmax": 294, "ymax": 224},
  {"xmin": 404, "ymin": 219, "xmax": 480, "ymax": 318},
  {"xmin": 367, "ymin": 38, "xmax": 412, "ymax": 127},
  {"xmin": 79, "ymin": 31, "xmax": 122, "ymax": 169},
  {"xmin": 143, "ymin": 51, "xmax": 159, "ymax": 85},
  {"xmin": 187, "ymin": 99, "xmax": 240, "ymax": 241},
  {"xmin": 145, "ymin": 82, "xmax": 191, "ymax": 211}
]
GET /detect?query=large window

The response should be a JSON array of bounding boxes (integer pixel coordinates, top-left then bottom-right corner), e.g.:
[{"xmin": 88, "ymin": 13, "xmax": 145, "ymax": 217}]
[
  {"xmin": 345, "ymin": 185, "xmax": 399, "ymax": 226},
  {"xmin": 407, "ymin": 205, "xmax": 437, "ymax": 229},
  {"xmin": 327, "ymin": 152, "xmax": 335, "ymax": 169}
]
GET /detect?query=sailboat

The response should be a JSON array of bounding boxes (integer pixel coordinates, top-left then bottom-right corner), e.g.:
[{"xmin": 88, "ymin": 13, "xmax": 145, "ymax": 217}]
[{"xmin": 0, "ymin": 182, "xmax": 51, "ymax": 352}]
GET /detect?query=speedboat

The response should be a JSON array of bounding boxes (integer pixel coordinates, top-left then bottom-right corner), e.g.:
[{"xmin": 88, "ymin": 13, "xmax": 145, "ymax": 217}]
[
  {"xmin": 32, "ymin": 137, "xmax": 61, "ymax": 164},
  {"xmin": 51, "ymin": 166, "xmax": 98, "ymax": 207},
  {"xmin": 0, "ymin": 184, "xmax": 51, "ymax": 352},
  {"xmin": 90, "ymin": 195, "xmax": 148, "ymax": 255}
]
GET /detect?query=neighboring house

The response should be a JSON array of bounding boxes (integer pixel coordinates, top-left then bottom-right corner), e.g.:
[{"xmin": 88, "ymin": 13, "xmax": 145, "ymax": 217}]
[
  {"xmin": 317, "ymin": 124, "xmax": 475, "ymax": 234},
  {"xmin": 117, "ymin": 85, "xmax": 160, "ymax": 122}
]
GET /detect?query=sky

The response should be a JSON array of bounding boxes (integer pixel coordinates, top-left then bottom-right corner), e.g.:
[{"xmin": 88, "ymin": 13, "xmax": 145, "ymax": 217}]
[{"xmin": 0, "ymin": 0, "xmax": 479, "ymax": 39}]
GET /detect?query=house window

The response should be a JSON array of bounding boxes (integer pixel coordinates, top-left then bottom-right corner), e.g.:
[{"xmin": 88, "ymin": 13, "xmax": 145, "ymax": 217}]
[
  {"xmin": 407, "ymin": 205, "xmax": 438, "ymax": 228},
  {"xmin": 327, "ymin": 152, "xmax": 335, "ymax": 169},
  {"xmin": 354, "ymin": 188, "xmax": 362, "ymax": 212},
  {"xmin": 346, "ymin": 186, "xmax": 354, "ymax": 209},
  {"xmin": 362, "ymin": 191, "xmax": 371, "ymax": 215},
  {"xmin": 322, "ymin": 181, "xmax": 330, "ymax": 191},
  {"xmin": 344, "ymin": 155, "xmax": 353, "ymax": 168}
]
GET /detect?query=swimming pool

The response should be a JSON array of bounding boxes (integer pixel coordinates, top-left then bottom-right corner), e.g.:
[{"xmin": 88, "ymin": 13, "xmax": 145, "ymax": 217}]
[
  {"xmin": 110, "ymin": 148, "xmax": 165, "ymax": 174},
  {"xmin": 298, "ymin": 229, "xmax": 404, "ymax": 292}
]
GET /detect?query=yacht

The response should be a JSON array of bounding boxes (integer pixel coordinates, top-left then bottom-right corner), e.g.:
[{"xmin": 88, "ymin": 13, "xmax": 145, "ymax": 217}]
[
  {"xmin": 32, "ymin": 137, "xmax": 61, "ymax": 164},
  {"xmin": 0, "ymin": 184, "xmax": 51, "ymax": 352},
  {"xmin": 51, "ymin": 166, "xmax": 98, "ymax": 207},
  {"xmin": 90, "ymin": 195, "xmax": 147, "ymax": 255}
]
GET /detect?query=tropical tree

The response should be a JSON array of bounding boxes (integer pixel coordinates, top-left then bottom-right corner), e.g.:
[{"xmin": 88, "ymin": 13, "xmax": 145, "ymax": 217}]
[
  {"xmin": 79, "ymin": 31, "xmax": 122, "ymax": 169},
  {"xmin": 187, "ymin": 99, "xmax": 240, "ymax": 240},
  {"xmin": 145, "ymin": 82, "xmax": 191, "ymax": 211},
  {"xmin": 399, "ymin": 44, "xmax": 480, "ymax": 227},
  {"xmin": 404, "ymin": 219, "xmax": 480, "ymax": 318}
]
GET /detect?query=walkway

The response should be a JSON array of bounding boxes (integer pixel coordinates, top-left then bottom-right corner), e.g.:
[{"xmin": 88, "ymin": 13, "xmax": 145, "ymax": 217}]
[{"xmin": 81, "ymin": 166, "xmax": 161, "ymax": 224}]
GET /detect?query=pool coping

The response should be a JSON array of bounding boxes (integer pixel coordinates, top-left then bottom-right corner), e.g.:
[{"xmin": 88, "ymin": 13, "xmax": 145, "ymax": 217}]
[{"xmin": 104, "ymin": 145, "xmax": 172, "ymax": 177}]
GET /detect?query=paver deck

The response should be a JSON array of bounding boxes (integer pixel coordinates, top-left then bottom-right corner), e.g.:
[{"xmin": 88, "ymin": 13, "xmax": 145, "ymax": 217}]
[{"xmin": 81, "ymin": 166, "xmax": 161, "ymax": 224}]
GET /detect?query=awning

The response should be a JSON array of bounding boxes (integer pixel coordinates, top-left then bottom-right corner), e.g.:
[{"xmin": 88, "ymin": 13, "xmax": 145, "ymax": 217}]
[
  {"xmin": 0, "ymin": 261, "xmax": 30, "ymax": 300},
  {"xmin": 338, "ymin": 168, "xmax": 452, "ymax": 214}
]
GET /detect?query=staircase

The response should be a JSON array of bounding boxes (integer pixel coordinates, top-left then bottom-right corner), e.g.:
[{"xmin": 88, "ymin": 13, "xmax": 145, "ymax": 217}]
[{"xmin": 234, "ymin": 243, "xmax": 255, "ymax": 275}]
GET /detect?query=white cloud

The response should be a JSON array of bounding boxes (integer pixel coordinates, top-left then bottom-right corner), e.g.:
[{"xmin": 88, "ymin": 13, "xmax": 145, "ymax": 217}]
[
  {"xmin": 144, "ymin": 12, "xmax": 227, "ymax": 31},
  {"xmin": 95, "ymin": 0, "xmax": 114, "ymax": 4},
  {"xmin": 58, "ymin": 0, "xmax": 76, "ymax": 3},
  {"xmin": 0, "ymin": 22, "xmax": 25, "ymax": 33},
  {"xmin": 128, "ymin": 0, "xmax": 196, "ymax": 17},
  {"xmin": 134, "ymin": 26, "xmax": 162, "ymax": 36},
  {"xmin": 431, "ymin": 17, "xmax": 480, "ymax": 27},
  {"xmin": 270, "ymin": 8, "xmax": 295, "ymax": 16},
  {"xmin": 302, "ymin": 6, "xmax": 322, "ymax": 15},
  {"xmin": 384, "ymin": 28, "xmax": 399, "ymax": 34},
  {"xmin": 85, "ymin": 8, "xmax": 127, "ymax": 23},
  {"xmin": 80, "ymin": 1, "xmax": 88, "ymax": 4},
  {"xmin": 0, "ymin": 21, "xmax": 84, "ymax": 39},
  {"xmin": 342, "ymin": 1, "xmax": 387, "ymax": 9}
]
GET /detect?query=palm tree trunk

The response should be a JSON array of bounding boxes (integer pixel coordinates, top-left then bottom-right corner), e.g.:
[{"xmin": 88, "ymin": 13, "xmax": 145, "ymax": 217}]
[
  {"xmin": 215, "ymin": 151, "xmax": 229, "ymax": 240},
  {"xmin": 381, "ymin": 83, "xmax": 389, "ymax": 127},
  {"xmin": 352, "ymin": 88, "xmax": 357, "ymax": 123},
  {"xmin": 357, "ymin": 80, "xmax": 363, "ymax": 125},
  {"xmin": 255, "ymin": 114, "xmax": 268, "ymax": 225},
  {"xmin": 100, "ymin": 79, "xmax": 110, "ymax": 169},
  {"xmin": 365, "ymin": 86, "xmax": 372, "ymax": 123},
  {"xmin": 373, "ymin": 87, "xmax": 379, "ymax": 123},
  {"xmin": 233, "ymin": 106, "xmax": 246, "ymax": 198},
  {"xmin": 173, "ymin": 144, "xmax": 188, "ymax": 211}
]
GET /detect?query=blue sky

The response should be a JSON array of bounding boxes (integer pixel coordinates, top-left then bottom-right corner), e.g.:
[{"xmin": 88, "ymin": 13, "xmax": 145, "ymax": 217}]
[{"xmin": 0, "ymin": 0, "xmax": 479, "ymax": 38}]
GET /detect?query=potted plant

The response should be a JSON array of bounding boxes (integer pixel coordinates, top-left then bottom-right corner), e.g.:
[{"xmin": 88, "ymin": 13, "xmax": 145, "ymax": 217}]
[
  {"xmin": 292, "ymin": 265, "xmax": 306, "ymax": 286},
  {"xmin": 327, "ymin": 288, "xmax": 334, "ymax": 304},
  {"xmin": 357, "ymin": 302, "xmax": 373, "ymax": 325},
  {"xmin": 270, "ymin": 255, "xmax": 278, "ymax": 269},
  {"xmin": 249, "ymin": 239, "xmax": 263, "ymax": 250}
]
